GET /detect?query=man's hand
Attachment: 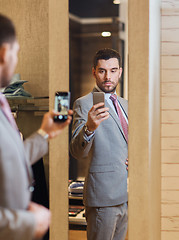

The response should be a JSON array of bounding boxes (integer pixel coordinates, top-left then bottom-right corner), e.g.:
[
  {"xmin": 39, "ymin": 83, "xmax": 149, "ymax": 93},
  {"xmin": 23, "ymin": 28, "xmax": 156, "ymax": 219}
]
[
  {"xmin": 125, "ymin": 158, "xmax": 128, "ymax": 171},
  {"xmin": 86, "ymin": 102, "xmax": 109, "ymax": 132},
  {"xmin": 28, "ymin": 202, "xmax": 51, "ymax": 239},
  {"xmin": 40, "ymin": 110, "xmax": 73, "ymax": 139}
]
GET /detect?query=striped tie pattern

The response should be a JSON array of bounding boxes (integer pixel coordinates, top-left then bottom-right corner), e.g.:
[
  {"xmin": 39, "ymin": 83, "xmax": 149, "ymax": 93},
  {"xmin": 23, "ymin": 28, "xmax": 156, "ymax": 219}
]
[
  {"xmin": 0, "ymin": 94, "xmax": 18, "ymax": 131},
  {"xmin": 110, "ymin": 94, "xmax": 128, "ymax": 143}
]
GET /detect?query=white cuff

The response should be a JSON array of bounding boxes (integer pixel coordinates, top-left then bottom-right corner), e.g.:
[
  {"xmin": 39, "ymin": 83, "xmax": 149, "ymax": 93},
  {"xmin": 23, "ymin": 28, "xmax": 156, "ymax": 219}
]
[{"xmin": 37, "ymin": 129, "xmax": 49, "ymax": 140}]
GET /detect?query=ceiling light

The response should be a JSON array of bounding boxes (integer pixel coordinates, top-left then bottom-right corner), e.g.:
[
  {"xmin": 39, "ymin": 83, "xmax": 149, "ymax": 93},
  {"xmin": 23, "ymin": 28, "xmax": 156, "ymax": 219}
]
[
  {"xmin": 101, "ymin": 31, "xmax": 111, "ymax": 37},
  {"xmin": 113, "ymin": 0, "xmax": 121, "ymax": 4}
]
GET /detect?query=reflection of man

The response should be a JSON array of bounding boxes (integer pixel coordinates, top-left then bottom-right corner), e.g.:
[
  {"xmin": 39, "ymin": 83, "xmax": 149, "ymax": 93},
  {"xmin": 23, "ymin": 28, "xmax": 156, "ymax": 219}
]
[
  {"xmin": 0, "ymin": 14, "xmax": 72, "ymax": 240},
  {"xmin": 58, "ymin": 101, "xmax": 62, "ymax": 112},
  {"xmin": 70, "ymin": 48, "xmax": 128, "ymax": 240}
]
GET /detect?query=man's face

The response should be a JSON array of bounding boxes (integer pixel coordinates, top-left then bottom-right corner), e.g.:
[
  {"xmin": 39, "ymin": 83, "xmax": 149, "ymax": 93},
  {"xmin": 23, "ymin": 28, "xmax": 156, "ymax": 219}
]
[
  {"xmin": 1, "ymin": 40, "xmax": 19, "ymax": 88},
  {"xmin": 92, "ymin": 58, "xmax": 122, "ymax": 93}
]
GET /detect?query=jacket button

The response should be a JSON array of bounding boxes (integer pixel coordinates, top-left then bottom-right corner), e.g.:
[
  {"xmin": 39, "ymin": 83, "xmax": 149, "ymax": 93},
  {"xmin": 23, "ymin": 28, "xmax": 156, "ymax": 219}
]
[{"xmin": 82, "ymin": 142, "xmax": 85, "ymax": 147}]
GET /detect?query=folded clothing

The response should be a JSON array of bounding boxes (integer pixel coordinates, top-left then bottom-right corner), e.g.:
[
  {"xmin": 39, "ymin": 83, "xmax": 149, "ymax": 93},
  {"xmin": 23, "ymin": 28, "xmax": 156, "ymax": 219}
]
[
  {"xmin": 1, "ymin": 74, "xmax": 32, "ymax": 97},
  {"xmin": 68, "ymin": 181, "xmax": 84, "ymax": 194}
]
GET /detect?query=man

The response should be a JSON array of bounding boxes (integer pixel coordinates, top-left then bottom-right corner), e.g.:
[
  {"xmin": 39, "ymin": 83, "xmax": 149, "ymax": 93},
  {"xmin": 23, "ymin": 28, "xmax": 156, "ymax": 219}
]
[
  {"xmin": 70, "ymin": 48, "xmax": 128, "ymax": 240},
  {"xmin": 0, "ymin": 14, "xmax": 72, "ymax": 240}
]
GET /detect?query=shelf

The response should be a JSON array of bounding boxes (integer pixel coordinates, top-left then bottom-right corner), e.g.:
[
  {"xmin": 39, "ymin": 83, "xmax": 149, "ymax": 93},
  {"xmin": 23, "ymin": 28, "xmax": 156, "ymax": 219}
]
[
  {"xmin": 68, "ymin": 180, "xmax": 85, "ymax": 226},
  {"xmin": 69, "ymin": 209, "xmax": 86, "ymax": 225},
  {"xmin": 7, "ymin": 96, "xmax": 49, "ymax": 113},
  {"xmin": 69, "ymin": 194, "xmax": 83, "ymax": 200}
]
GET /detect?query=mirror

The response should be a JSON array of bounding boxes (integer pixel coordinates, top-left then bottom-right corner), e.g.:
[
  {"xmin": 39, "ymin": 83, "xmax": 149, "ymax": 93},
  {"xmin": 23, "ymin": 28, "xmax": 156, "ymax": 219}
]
[{"xmin": 68, "ymin": 0, "xmax": 128, "ymax": 239}]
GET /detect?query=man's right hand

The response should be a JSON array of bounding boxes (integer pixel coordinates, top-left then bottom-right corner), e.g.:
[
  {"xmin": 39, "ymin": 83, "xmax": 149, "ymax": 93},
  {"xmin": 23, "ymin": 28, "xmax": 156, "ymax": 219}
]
[
  {"xmin": 28, "ymin": 202, "xmax": 51, "ymax": 239},
  {"xmin": 40, "ymin": 109, "xmax": 73, "ymax": 139},
  {"xmin": 86, "ymin": 102, "xmax": 109, "ymax": 132}
]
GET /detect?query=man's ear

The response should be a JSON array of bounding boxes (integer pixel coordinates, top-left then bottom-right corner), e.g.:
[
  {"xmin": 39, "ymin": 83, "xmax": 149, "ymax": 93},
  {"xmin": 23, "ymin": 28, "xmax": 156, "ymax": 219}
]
[
  {"xmin": 0, "ymin": 44, "xmax": 9, "ymax": 64},
  {"xmin": 92, "ymin": 67, "xmax": 96, "ymax": 78},
  {"xmin": 119, "ymin": 67, "xmax": 123, "ymax": 78}
]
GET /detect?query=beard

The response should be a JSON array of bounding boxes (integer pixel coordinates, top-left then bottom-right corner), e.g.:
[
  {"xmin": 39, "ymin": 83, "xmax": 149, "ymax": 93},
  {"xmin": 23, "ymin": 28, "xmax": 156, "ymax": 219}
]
[
  {"xmin": 97, "ymin": 82, "xmax": 117, "ymax": 93},
  {"xmin": 103, "ymin": 86, "xmax": 116, "ymax": 93}
]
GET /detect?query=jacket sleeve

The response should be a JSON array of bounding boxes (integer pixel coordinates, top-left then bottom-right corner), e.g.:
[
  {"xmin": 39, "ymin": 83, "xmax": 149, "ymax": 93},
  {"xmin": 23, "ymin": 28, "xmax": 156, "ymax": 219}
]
[
  {"xmin": 24, "ymin": 132, "xmax": 48, "ymax": 165},
  {"xmin": 70, "ymin": 99, "xmax": 94, "ymax": 159},
  {"xmin": 0, "ymin": 207, "xmax": 35, "ymax": 240}
]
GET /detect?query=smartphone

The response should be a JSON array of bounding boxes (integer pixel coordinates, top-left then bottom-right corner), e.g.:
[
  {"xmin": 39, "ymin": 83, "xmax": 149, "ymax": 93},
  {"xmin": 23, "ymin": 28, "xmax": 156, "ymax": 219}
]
[
  {"xmin": 93, "ymin": 92, "xmax": 105, "ymax": 108},
  {"xmin": 54, "ymin": 91, "xmax": 70, "ymax": 122}
]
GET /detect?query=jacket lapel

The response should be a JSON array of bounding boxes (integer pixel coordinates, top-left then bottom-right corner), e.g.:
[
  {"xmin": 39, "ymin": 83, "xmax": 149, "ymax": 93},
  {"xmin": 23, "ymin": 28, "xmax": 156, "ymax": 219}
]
[
  {"xmin": 92, "ymin": 88, "xmax": 128, "ymax": 143},
  {"xmin": 105, "ymin": 100, "xmax": 127, "ymax": 143},
  {"xmin": 0, "ymin": 110, "xmax": 33, "ymax": 184}
]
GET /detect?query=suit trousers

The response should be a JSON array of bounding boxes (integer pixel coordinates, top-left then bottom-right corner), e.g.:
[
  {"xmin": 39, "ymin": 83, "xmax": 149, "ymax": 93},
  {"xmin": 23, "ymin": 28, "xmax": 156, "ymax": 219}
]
[{"xmin": 85, "ymin": 202, "xmax": 128, "ymax": 240}]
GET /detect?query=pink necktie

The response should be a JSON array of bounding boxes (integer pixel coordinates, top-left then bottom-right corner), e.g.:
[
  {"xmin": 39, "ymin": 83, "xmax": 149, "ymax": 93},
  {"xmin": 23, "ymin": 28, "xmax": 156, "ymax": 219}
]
[
  {"xmin": 110, "ymin": 94, "xmax": 128, "ymax": 143},
  {"xmin": 0, "ymin": 94, "xmax": 18, "ymax": 131}
]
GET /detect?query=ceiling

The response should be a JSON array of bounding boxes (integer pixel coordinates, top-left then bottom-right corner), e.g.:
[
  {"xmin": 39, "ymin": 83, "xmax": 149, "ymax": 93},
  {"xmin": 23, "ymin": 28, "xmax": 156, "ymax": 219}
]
[{"xmin": 69, "ymin": 0, "xmax": 119, "ymax": 18}]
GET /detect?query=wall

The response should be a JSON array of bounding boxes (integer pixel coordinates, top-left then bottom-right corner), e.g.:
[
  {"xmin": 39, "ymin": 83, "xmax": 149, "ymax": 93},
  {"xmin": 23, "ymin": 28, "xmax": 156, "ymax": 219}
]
[
  {"xmin": 128, "ymin": 0, "xmax": 161, "ymax": 239},
  {"xmin": 69, "ymin": 18, "xmax": 121, "ymax": 102},
  {"xmin": 0, "ymin": 0, "xmax": 49, "ymax": 97},
  {"xmin": 49, "ymin": 0, "xmax": 69, "ymax": 239},
  {"xmin": 0, "ymin": 0, "xmax": 49, "ymax": 198},
  {"xmin": 0, "ymin": 0, "xmax": 49, "ymax": 137},
  {"xmin": 161, "ymin": 1, "xmax": 179, "ymax": 239}
]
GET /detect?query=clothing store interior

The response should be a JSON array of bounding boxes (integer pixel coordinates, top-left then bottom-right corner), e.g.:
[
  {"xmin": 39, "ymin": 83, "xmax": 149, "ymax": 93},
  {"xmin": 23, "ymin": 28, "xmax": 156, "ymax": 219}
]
[
  {"xmin": 1, "ymin": 1, "xmax": 127, "ymax": 239},
  {"xmin": 1, "ymin": 0, "xmax": 166, "ymax": 239},
  {"xmin": 0, "ymin": 0, "xmax": 125, "ymax": 239}
]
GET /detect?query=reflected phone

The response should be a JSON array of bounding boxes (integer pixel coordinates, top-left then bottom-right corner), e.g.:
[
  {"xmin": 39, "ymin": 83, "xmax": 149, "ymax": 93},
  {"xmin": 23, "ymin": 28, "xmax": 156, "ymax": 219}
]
[
  {"xmin": 54, "ymin": 91, "xmax": 70, "ymax": 122},
  {"xmin": 93, "ymin": 92, "xmax": 105, "ymax": 108}
]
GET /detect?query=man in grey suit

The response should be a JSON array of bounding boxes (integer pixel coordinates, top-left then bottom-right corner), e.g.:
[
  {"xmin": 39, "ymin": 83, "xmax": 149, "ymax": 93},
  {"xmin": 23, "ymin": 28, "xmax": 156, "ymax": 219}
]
[
  {"xmin": 70, "ymin": 48, "xmax": 128, "ymax": 240},
  {"xmin": 0, "ymin": 14, "xmax": 72, "ymax": 240}
]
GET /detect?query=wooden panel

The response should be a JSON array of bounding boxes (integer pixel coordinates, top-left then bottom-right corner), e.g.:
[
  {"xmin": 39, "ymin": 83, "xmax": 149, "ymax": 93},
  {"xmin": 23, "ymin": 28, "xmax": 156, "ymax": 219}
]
[
  {"xmin": 162, "ymin": 16, "xmax": 179, "ymax": 29},
  {"xmin": 162, "ymin": 29, "xmax": 179, "ymax": 42},
  {"xmin": 161, "ymin": 69, "xmax": 179, "ymax": 83},
  {"xmin": 162, "ymin": 137, "xmax": 179, "ymax": 150},
  {"xmin": 162, "ymin": 83, "xmax": 179, "ymax": 97},
  {"xmin": 162, "ymin": 191, "xmax": 179, "ymax": 203},
  {"xmin": 162, "ymin": 0, "xmax": 179, "ymax": 14},
  {"xmin": 162, "ymin": 177, "xmax": 179, "ymax": 190},
  {"xmin": 162, "ymin": 217, "xmax": 179, "ymax": 231},
  {"xmin": 69, "ymin": 230, "xmax": 87, "ymax": 240},
  {"xmin": 162, "ymin": 204, "xmax": 179, "ymax": 216},
  {"xmin": 128, "ymin": 0, "xmax": 161, "ymax": 240},
  {"xmin": 162, "ymin": 163, "xmax": 179, "ymax": 176},
  {"xmin": 161, "ymin": 232, "xmax": 179, "ymax": 240},
  {"xmin": 161, "ymin": 150, "xmax": 179, "ymax": 163},
  {"xmin": 0, "ymin": 0, "xmax": 49, "ymax": 97},
  {"xmin": 162, "ymin": 110, "xmax": 179, "ymax": 123},
  {"xmin": 49, "ymin": 0, "xmax": 69, "ymax": 240},
  {"xmin": 162, "ymin": 56, "xmax": 179, "ymax": 69},
  {"xmin": 161, "ymin": 124, "xmax": 179, "ymax": 137},
  {"xmin": 162, "ymin": 97, "xmax": 179, "ymax": 110},
  {"xmin": 162, "ymin": 42, "xmax": 179, "ymax": 56}
]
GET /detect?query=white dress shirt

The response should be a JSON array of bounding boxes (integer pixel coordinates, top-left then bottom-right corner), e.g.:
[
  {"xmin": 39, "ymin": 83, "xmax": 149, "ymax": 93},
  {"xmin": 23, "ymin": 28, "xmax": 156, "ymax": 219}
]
[
  {"xmin": 95, "ymin": 85, "xmax": 128, "ymax": 124},
  {"xmin": 84, "ymin": 86, "xmax": 128, "ymax": 142}
]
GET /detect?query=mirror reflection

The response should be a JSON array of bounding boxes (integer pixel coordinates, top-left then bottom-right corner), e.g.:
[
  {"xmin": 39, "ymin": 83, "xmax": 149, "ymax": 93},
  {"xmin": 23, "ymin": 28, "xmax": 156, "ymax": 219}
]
[{"xmin": 68, "ymin": 1, "xmax": 128, "ymax": 240}]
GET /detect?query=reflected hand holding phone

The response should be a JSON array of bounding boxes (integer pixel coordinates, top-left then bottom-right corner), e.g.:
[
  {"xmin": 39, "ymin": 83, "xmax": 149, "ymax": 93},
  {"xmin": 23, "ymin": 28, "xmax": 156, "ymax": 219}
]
[{"xmin": 54, "ymin": 91, "xmax": 71, "ymax": 122}]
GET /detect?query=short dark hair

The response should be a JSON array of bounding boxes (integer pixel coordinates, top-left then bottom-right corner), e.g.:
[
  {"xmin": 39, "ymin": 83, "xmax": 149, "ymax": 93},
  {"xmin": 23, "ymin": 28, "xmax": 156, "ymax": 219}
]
[
  {"xmin": 93, "ymin": 48, "xmax": 121, "ymax": 69},
  {"xmin": 0, "ymin": 14, "xmax": 16, "ymax": 47}
]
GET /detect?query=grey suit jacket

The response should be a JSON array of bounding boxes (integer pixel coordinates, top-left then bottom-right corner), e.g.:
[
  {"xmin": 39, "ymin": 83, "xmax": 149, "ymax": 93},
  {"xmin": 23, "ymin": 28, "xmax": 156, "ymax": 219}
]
[
  {"xmin": 70, "ymin": 88, "xmax": 128, "ymax": 207},
  {"xmin": 0, "ymin": 109, "xmax": 48, "ymax": 240}
]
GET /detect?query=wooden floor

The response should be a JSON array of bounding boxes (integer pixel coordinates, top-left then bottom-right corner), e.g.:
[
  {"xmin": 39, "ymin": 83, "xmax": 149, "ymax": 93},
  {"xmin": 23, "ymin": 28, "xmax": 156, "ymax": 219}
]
[
  {"xmin": 69, "ymin": 230, "xmax": 128, "ymax": 240},
  {"xmin": 69, "ymin": 230, "xmax": 87, "ymax": 240}
]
